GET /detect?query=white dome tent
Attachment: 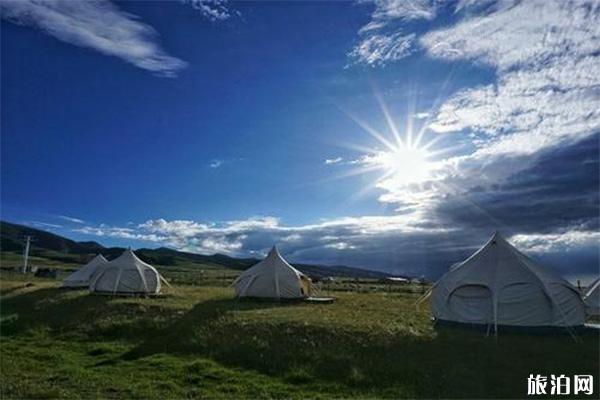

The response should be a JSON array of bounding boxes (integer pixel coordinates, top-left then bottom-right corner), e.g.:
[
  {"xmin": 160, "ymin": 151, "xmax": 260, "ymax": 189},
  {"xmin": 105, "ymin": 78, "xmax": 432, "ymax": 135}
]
[
  {"xmin": 584, "ymin": 277, "xmax": 600, "ymax": 316},
  {"xmin": 62, "ymin": 254, "xmax": 108, "ymax": 289},
  {"xmin": 89, "ymin": 248, "xmax": 166, "ymax": 295},
  {"xmin": 233, "ymin": 246, "xmax": 311, "ymax": 299},
  {"xmin": 430, "ymin": 232, "xmax": 585, "ymax": 333}
]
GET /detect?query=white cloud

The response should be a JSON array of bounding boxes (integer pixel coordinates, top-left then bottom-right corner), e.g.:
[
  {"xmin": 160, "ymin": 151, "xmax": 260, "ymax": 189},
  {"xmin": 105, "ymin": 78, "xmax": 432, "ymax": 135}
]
[
  {"xmin": 1, "ymin": 0, "xmax": 187, "ymax": 77},
  {"xmin": 182, "ymin": 0, "xmax": 235, "ymax": 21},
  {"xmin": 422, "ymin": 1, "xmax": 600, "ymax": 157},
  {"xmin": 361, "ymin": 0, "xmax": 438, "ymax": 24},
  {"xmin": 74, "ymin": 214, "xmax": 449, "ymax": 260},
  {"xmin": 58, "ymin": 215, "xmax": 85, "ymax": 224},
  {"xmin": 325, "ymin": 242, "xmax": 357, "ymax": 250},
  {"xmin": 510, "ymin": 230, "xmax": 600, "ymax": 254},
  {"xmin": 454, "ymin": 0, "xmax": 500, "ymax": 13},
  {"xmin": 138, "ymin": 219, "xmax": 209, "ymax": 236},
  {"xmin": 281, "ymin": 234, "xmax": 302, "ymax": 242},
  {"xmin": 349, "ymin": 31, "xmax": 416, "ymax": 66},
  {"xmin": 223, "ymin": 216, "xmax": 280, "ymax": 232},
  {"xmin": 209, "ymin": 157, "xmax": 241, "ymax": 168},
  {"xmin": 182, "ymin": 235, "xmax": 244, "ymax": 254},
  {"xmin": 26, "ymin": 221, "xmax": 63, "ymax": 229},
  {"xmin": 209, "ymin": 159, "xmax": 224, "ymax": 168},
  {"xmin": 74, "ymin": 225, "xmax": 166, "ymax": 243},
  {"xmin": 324, "ymin": 157, "xmax": 343, "ymax": 165},
  {"xmin": 350, "ymin": 0, "xmax": 438, "ymax": 65},
  {"xmin": 422, "ymin": 1, "xmax": 598, "ymax": 72}
]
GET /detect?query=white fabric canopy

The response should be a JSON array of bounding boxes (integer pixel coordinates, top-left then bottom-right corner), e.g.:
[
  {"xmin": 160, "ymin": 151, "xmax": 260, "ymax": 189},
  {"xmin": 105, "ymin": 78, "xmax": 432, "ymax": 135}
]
[
  {"xmin": 584, "ymin": 277, "xmax": 600, "ymax": 316},
  {"xmin": 431, "ymin": 232, "xmax": 585, "ymax": 330},
  {"xmin": 62, "ymin": 254, "xmax": 108, "ymax": 288},
  {"xmin": 89, "ymin": 249, "xmax": 162, "ymax": 295},
  {"xmin": 233, "ymin": 247, "xmax": 310, "ymax": 299}
]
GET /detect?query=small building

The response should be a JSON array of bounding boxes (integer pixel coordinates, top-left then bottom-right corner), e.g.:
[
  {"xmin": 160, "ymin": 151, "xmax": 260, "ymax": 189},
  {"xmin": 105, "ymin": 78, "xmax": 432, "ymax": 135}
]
[{"xmin": 380, "ymin": 277, "xmax": 410, "ymax": 284}]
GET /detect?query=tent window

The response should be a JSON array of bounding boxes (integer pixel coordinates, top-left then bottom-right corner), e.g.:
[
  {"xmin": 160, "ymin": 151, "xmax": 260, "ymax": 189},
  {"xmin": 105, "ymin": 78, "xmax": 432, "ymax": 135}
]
[{"xmin": 448, "ymin": 284, "xmax": 492, "ymax": 323}]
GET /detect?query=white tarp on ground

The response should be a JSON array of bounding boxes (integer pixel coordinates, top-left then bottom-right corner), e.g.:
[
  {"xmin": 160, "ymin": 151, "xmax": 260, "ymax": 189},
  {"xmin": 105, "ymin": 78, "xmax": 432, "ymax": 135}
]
[
  {"xmin": 233, "ymin": 246, "xmax": 310, "ymax": 299},
  {"xmin": 89, "ymin": 249, "xmax": 162, "ymax": 295},
  {"xmin": 431, "ymin": 232, "xmax": 585, "ymax": 329},
  {"xmin": 584, "ymin": 277, "xmax": 600, "ymax": 316},
  {"xmin": 62, "ymin": 254, "xmax": 108, "ymax": 288}
]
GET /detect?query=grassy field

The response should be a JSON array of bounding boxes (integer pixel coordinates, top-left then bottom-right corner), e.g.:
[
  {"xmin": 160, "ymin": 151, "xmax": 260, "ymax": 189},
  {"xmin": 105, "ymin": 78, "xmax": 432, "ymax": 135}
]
[{"xmin": 1, "ymin": 270, "xmax": 598, "ymax": 399}]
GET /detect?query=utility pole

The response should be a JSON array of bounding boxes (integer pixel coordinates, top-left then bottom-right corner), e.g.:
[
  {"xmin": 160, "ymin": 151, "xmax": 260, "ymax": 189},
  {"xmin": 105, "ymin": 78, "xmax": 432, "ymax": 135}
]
[{"xmin": 22, "ymin": 235, "xmax": 33, "ymax": 274}]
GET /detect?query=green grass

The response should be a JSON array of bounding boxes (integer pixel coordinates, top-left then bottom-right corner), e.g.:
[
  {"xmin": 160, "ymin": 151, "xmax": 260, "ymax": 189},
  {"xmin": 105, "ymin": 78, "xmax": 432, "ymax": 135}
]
[
  {"xmin": 1, "ymin": 271, "xmax": 598, "ymax": 399},
  {"xmin": 0, "ymin": 251, "xmax": 80, "ymax": 270}
]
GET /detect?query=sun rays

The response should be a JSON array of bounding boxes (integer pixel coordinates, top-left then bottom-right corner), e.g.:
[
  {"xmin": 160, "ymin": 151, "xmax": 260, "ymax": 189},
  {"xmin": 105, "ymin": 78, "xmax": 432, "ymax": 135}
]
[
  {"xmin": 371, "ymin": 145, "xmax": 432, "ymax": 184},
  {"xmin": 328, "ymin": 92, "xmax": 518, "ymax": 233},
  {"xmin": 334, "ymin": 94, "xmax": 442, "ymax": 191}
]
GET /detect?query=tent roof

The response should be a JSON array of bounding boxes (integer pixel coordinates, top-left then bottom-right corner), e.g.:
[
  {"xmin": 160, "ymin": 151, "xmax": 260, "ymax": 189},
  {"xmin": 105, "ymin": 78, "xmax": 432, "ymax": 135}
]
[
  {"xmin": 233, "ymin": 246, "xmax": 306, "ymax": 283},
  {"xmin": 107, "ymin": 248, "xmax": 154, "ymax": 270},
  {"xmin": 62, "ymin": 254, "xmax": 108, "ymax": 285},
  {"xmin": 247, "ymin": 246, "xmax": 302, "ymax": 273},
  {"xmin": 585, "ymin": 277, "xmax": 600, "ymax": 298},
  {"xmin": 445, "ymin": 231, "xmax": 574, "ymax": 290},
  {"xmin": 96, "ymin": 248, "xmax": 163, "ymax": 282},
  {"xmin": 86, "ymin": 254, "xmax": 108, "ymax": 267}
]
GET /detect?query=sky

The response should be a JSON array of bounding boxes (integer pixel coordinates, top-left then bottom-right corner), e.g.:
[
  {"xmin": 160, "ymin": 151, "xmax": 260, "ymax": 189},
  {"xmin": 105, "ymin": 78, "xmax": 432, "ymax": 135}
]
[{"xmin": 1, "ymin": 0, "xmax": 599, "ymax": 280}]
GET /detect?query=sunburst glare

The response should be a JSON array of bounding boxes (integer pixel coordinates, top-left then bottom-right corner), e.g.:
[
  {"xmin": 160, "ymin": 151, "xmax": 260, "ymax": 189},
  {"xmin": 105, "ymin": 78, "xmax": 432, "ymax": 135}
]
[
  {"xmin": 332, "ymin": 92, "xmax": 445, "ymax": 195},
  {"xmin": 369, "ymin": 144, "xmax": 432, "ymax": 185}
]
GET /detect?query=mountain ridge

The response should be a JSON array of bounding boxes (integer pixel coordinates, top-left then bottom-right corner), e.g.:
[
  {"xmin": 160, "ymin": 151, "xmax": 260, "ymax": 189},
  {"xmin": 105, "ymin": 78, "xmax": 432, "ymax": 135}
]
[{"xmin": 0, "ymin": 220, "xmax": 390, "ymax": 279}]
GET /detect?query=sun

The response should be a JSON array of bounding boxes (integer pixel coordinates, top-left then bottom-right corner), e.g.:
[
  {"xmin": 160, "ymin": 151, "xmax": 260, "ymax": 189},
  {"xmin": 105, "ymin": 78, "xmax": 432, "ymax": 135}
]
[
  {"xmin": 375, "ymin": 145, "xmax": 432, "ymax": 185},
  {"xmin": 328, "ymin": 90, "xmax": 454, "ymax": 200}
]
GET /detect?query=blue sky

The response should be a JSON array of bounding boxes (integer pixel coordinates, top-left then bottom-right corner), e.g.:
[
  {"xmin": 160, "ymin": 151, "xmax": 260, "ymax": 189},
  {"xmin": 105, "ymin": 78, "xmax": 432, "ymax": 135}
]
[{"xmin": 1, "ymin": 0, "xmax": 599, "ymax": 280}]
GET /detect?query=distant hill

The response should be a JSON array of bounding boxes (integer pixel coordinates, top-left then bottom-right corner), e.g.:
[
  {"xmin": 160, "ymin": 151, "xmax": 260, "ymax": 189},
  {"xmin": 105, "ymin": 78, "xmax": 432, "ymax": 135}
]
[
  {"xmin": 0, "ymin": 220, "xmax": 388, "ymax": 279},
  {"xmin": 1, "ymin": 221, "xmax": 104, "ymax": 255}
]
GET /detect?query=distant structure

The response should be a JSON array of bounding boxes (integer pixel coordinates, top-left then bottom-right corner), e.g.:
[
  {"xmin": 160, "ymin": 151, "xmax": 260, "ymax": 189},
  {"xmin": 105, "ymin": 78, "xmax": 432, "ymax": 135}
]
[
  {"xmin": 380, "ymin": 277, "xmax": 410, "ymax": 284},
  {"xmin": 21, "ymin": 235, "xmax": 34, "ymax": 274},
  {"xmin": 311, "ymin": 276, "xmax": 334, "ymax": 284}
]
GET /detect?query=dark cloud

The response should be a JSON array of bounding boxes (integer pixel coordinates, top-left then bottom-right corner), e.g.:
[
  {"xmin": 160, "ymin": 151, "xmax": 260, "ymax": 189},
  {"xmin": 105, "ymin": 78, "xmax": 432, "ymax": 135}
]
[{"xmin": 432, "ymin": 133, "xmax": 600, "ymax": 235}]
